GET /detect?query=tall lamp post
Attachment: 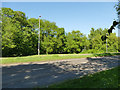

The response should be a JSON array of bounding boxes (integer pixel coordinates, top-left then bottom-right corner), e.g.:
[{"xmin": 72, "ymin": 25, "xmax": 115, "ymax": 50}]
[
  {"xmin": 38, "ymin": 16, "xmax": 41, "ymax": 55},
  {"xmin": 106, "ymin": 33, "xmax": 108, "ymax": 53}
]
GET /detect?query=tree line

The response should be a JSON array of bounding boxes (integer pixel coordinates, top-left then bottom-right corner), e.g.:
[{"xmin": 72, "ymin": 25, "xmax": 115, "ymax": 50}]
[
  {"xmin": 116, "ymin": 1, "xmax": 120, "ymax": 53},
  {"xmin": 1, "ymin": 8, "xmax": 119, "ymax": 57}
]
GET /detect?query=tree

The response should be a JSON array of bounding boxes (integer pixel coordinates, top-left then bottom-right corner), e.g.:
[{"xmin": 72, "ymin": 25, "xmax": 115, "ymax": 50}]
[
  {"xmin": 88, "ymin": 28, "xmax": 104, "ymax": 50},
  {"xmin": 41, "ymin": 20, "xmax": 65, "ymax": 54},
  {"xmin": 107, "ymin": 33, "xmax": 118, "ymax": 52},
  {"xmin": 2, "ymin": 8, "xmax": 38, "ymax": 56},
  {"xmin": 65, "ymin": 30, "xmax": 87, "ymax": 53},
  {"xmin": 115, "ymin": 1, "xmax": 120, "ymax": 52},
  {"xmin": 88, "ymin": 28, "xmax": 118, "ymax": 53},
  {"xmin": 2, "ymin": 7, "xmax": 119, "ymax": 56}
]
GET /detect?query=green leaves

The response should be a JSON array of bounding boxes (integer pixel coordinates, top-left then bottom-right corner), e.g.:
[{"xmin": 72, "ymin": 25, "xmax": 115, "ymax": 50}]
[
  {"xmin": 116, "ymin": 1, "xmax": 120, "ymax": 52},
  {"xmin": 2, "ymin": 8, "xmax": 37, "ymax": 56},
  {"xmin": 88, "ymin": 28, "xmax": 118, "ymax": 53},
  {"xmin": 1, "ymin": 7, "xmax": 119, "ymax": 56},
  {"xmin": 65, "ymin": 30, "xmax": 87, "ymax": 53}
]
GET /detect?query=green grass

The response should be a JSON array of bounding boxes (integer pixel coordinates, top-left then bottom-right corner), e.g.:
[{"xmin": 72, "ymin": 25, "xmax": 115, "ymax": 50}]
[
  {"xmin": 1, "ymin": 52, "xmax": 120, "ymax": 64},
  {"xmin": 2, "ymin": 54, "xmax": 93, "ymax": 64},
  {"xmin": 48, "ymin": 66, "xmax": 120, "ymax": 88}
]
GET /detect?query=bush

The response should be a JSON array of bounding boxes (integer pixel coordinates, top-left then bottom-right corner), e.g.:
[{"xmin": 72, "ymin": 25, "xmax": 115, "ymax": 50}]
[{"xmin": 81, "ymin": 49, "xmax": 105, "ymax": 54}]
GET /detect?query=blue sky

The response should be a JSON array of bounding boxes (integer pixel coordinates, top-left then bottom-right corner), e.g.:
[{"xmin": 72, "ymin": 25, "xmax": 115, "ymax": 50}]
[{"xmin": 2, "ymin": 2, "xmax": 118, "ymax": 36}]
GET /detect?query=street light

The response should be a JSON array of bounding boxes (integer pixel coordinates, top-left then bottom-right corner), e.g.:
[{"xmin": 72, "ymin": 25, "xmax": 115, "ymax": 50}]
[
  {"xmin": 38, "ymin": 16, "xmax": 41, "ymax": 55},
  {"xmin": 106, "ymin": 33, "xmax": 108, "ymax": 53}
]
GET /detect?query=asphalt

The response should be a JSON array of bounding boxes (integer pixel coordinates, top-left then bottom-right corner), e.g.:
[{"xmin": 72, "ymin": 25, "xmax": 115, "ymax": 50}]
[{"xmin": 2, "ymin": 55, "xmax": 120, "ymax": 88}]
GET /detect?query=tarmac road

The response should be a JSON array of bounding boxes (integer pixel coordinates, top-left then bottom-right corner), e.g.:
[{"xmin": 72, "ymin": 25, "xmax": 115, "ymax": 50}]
[{"xmin": 2, "ymin": 55, "xmax": 120, "ymax": 88}]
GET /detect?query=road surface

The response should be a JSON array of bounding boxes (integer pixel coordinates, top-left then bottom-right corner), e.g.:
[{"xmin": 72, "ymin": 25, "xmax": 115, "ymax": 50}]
[{"xmin": 2, "ymin": 55, "xmax": 120, "ymax": 88}]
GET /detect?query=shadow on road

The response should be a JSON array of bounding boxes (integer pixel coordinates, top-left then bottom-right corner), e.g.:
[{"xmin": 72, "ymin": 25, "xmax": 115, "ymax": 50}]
[
  {"xmin": 2, "ymin": 55, "xmax": 120, "ymax": 88},
  {"xmin": 3, "ymin": 62, "xmax": 79, "ymax": 88}
]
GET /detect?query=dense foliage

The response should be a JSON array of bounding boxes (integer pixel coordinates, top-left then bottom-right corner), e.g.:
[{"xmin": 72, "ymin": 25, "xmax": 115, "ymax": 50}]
[
  {"xmin": 116, "ymin": 1, "xmax": 120, "ymax": 52},
  {"xmin": 1, "ymin": 8, "xmax": 119, "ymax": 57}
]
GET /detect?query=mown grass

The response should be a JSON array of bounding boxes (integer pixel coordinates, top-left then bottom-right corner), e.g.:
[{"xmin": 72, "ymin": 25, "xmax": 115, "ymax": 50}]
[
  {"xmin": 47, "ymin": 66, "xmax": 120, "ymax": 88},
  {"xmin": 2, "ymin": 54, "xmax": 93, "ymax": 64},
  {"xmin": 1, "ymin": 52, "xmax": 120, "ymax": 64}
]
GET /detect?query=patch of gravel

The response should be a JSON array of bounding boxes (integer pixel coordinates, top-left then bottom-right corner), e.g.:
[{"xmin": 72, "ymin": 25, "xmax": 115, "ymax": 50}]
[{"xmin": 2, "ymin": 55, "xmax": 120, "ymax": 88}]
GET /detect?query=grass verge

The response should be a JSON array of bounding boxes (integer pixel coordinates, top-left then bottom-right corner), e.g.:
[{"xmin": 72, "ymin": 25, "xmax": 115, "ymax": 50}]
[
  {"xmin": 47, "ymin": 66, "xmax": 120, "ymax": 88},
  {"xmin": 1, "ymin": 52, "xmax": 120, "ymax": 64}
]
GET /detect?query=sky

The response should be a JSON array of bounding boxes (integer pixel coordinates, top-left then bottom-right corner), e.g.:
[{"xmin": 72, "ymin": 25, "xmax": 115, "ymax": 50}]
[{"xmin": 2, "ymin": 2, "xmax": 119, "ymax": 36}]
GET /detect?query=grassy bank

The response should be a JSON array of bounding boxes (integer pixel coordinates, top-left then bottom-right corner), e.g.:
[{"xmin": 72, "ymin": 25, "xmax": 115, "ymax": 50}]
[
  {"xmin": 48, "ymin": 66, "xmax": 120, "ymax": 88},
  {"xmin": 1, "ymin": 53, "xmax": 120, "ymax": 64}
]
